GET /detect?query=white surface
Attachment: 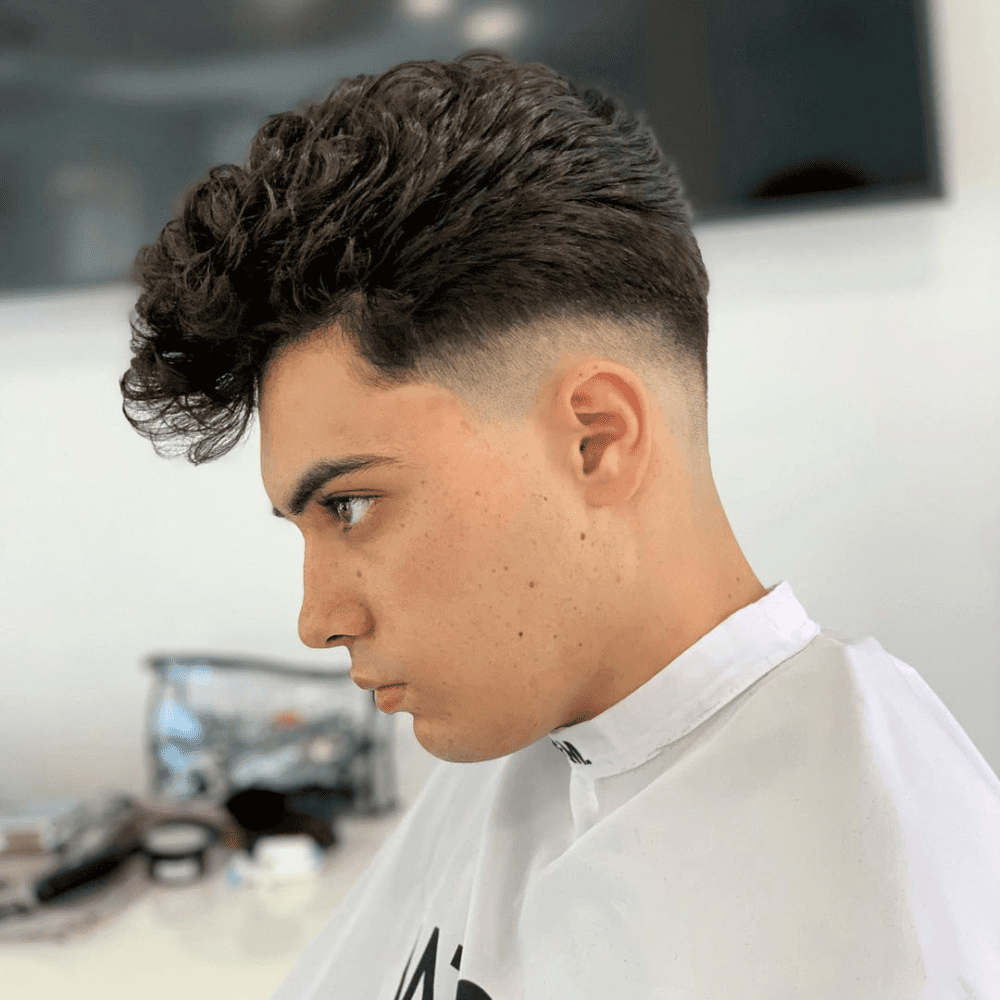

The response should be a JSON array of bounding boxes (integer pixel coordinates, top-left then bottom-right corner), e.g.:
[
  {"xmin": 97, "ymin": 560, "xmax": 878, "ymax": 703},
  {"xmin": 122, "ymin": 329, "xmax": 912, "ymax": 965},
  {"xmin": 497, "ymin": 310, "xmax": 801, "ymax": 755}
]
[
  {"xmin": 0, "ymin": 719, "xmax": 437, "ymax": 1000},
  {"xmin": 1, "ymin": 815, "xmax": 398, "ymax": 1000}
]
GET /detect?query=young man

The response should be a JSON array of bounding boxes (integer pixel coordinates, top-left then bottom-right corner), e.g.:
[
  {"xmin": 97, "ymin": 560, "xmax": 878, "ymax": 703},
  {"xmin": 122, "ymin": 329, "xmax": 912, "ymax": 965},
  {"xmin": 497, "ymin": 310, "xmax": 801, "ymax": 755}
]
[{"xmin": 121, "ymin": 51, "xmax": 999, "ymax": 999}]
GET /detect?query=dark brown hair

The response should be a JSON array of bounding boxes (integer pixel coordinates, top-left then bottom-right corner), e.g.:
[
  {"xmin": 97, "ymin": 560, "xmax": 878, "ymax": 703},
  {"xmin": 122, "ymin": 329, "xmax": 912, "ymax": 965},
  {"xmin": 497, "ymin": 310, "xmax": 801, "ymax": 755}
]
[{"xmin": 120, "ymin": 49, "xmax": 709, "ymax": 464}]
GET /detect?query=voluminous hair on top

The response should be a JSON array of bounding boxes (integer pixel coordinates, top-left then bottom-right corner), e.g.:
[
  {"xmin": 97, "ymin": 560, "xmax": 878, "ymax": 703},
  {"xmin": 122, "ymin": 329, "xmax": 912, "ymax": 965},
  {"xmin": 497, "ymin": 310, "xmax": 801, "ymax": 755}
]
[{"xmin": 120, "ymin": 49, "xmax": 710, "ymax": 464}]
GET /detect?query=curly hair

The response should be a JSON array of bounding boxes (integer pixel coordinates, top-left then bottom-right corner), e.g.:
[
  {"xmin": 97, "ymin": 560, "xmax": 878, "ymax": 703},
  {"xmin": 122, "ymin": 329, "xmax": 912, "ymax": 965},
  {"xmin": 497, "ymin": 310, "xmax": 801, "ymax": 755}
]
[{"xmin": 120, "ymin": 49, "xmax": 710, "ymax": 464}]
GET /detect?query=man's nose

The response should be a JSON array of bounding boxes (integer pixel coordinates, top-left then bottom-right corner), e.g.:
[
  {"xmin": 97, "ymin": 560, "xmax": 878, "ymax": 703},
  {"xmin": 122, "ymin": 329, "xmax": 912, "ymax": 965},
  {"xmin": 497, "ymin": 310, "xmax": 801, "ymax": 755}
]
[
  {"xmin": 297, "ymin": 549, "xmax": 367, "ymax": 649},
  {"xmin": 298, "ymin": 604, "xmax": 348, "ymax": 649}
]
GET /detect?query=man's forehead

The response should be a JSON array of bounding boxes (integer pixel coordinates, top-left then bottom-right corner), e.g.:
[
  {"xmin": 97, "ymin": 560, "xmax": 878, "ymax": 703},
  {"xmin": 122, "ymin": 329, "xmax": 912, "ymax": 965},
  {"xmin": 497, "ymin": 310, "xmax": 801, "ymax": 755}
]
[
  {"xmin": 260, "ymin": 331, "xmax": 370, "ymax": 407},
  {"xmin": 259, "ymin": 337, "xmax": 490, "ymax": 492}
]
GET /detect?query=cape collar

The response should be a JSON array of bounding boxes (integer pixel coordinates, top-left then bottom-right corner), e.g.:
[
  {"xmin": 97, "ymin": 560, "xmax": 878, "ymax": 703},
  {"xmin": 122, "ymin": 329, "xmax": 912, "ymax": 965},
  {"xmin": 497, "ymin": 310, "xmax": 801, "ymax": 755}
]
[{"xmin": 548, "ymin": 581, "xmax": 821, "ymax": 779}]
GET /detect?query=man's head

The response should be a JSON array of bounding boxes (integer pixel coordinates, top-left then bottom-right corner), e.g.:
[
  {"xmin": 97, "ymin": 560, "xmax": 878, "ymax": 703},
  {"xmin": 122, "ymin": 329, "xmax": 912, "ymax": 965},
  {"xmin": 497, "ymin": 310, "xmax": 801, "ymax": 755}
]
[{"xmin": 122, "ymin": 51, "xmax": 763, "ymax": 762}]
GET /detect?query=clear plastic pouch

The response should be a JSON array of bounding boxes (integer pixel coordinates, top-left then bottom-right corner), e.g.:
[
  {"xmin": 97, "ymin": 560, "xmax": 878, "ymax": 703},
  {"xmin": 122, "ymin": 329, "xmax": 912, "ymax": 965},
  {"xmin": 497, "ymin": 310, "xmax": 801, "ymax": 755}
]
[{"xmin": 145, "ymin": 654, "xmax": 397, "ymax": 816}]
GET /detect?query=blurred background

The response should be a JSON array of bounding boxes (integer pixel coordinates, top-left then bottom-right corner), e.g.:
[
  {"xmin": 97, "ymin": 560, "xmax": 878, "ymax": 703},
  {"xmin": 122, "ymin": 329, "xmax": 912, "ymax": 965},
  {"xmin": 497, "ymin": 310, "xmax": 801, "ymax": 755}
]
[
  {"xmin": 0, "ymin": 0, "xmax": 997, "ymax": 994},
  {"xmin": 0, "ymin": 0, "xmax": 943, "ymax": 293}
]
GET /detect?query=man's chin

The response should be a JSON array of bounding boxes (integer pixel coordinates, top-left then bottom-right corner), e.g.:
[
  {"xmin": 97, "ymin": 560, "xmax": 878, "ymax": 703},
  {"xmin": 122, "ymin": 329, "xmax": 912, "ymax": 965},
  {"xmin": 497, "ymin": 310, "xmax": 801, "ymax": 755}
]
[{"xmin": 411, "ymin": 716, "xmax": 526, "ymax": 764}]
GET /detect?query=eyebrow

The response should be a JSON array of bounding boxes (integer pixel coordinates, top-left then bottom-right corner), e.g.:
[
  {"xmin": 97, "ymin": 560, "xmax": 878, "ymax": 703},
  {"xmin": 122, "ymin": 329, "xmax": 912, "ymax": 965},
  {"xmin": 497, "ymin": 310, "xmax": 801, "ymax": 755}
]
[{"xmin": 272, "ymin": 455, "xmax": 402, "ymax": 518}]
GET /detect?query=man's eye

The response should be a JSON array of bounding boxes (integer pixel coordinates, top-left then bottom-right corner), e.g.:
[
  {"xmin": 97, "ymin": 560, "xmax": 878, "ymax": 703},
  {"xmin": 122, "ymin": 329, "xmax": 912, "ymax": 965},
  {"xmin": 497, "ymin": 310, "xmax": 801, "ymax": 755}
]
[{"xmin": 318, "ymin": 495, "xmax": 375, "ymax": 532}]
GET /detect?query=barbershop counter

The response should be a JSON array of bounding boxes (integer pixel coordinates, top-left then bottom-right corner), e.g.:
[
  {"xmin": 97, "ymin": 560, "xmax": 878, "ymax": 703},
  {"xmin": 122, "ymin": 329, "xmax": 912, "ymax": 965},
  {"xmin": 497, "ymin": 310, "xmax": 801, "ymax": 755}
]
[{"xmin": 2, "ymin": 724, "xmax": 436, "ymax": 1000}]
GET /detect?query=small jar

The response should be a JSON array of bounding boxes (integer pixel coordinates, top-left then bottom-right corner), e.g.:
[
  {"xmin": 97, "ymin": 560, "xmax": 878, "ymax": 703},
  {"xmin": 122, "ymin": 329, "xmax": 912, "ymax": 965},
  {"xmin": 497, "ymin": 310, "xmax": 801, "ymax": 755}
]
[{"xmin": 142, "ymin": 821, "xmax": 218, "ymax": 885}]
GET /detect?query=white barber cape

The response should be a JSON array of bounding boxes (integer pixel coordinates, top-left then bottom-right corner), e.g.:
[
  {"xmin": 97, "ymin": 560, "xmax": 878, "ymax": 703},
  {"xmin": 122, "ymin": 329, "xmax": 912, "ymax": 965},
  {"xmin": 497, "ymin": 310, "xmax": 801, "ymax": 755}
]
[{"xmin": 271, "ymin": 582, "xmax": 1000, "ymax": 999}]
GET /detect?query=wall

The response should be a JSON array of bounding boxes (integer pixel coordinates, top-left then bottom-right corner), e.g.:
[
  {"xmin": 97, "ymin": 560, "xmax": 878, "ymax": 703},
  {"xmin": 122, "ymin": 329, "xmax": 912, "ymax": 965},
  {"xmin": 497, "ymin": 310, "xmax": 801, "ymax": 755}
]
[{"xmin": 1, "ymin": 0, "xmax": 997, "ymax": 802}]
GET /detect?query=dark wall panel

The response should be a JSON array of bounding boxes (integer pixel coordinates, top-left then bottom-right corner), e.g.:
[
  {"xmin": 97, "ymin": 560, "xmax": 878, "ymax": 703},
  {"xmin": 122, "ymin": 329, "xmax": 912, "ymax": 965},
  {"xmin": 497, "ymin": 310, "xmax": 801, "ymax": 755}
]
[{"xmin": 0, "ymin": 0, "xmax": 940, "ymax": 293}]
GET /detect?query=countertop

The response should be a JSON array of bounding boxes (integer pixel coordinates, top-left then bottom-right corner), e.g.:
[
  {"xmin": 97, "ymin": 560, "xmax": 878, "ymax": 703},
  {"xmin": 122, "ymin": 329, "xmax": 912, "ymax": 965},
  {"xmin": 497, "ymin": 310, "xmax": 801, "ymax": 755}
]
[{"xmin": 1, "ymin": 718, "xmax": 438, "ymax": 1000}]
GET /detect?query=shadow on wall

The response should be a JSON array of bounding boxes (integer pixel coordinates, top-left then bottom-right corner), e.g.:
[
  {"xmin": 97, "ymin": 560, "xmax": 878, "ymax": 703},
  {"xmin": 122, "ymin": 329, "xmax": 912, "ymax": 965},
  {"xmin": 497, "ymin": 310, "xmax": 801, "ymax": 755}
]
[{"xmin": 748, "ymin": 158, "xmax": 881, "ymax": 200}]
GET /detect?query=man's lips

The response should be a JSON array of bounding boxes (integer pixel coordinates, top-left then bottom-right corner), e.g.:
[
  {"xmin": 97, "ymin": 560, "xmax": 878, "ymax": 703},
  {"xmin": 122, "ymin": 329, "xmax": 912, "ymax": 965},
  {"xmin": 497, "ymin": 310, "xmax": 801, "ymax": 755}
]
[
  {"xmin": 373, "ymin": 683, "xmax": 406, "ymax": 712},
  {"xmin": 351, "ymin": 675, "xmax": 403, "ymax": 692}
]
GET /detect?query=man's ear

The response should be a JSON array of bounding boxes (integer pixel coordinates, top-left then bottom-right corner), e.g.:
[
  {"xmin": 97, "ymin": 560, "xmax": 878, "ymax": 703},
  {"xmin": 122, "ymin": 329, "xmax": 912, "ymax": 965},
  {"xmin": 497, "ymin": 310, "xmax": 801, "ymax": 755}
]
[{"xmin": 552, "ymin": 360, "xmax": 653, "ymax": 507}]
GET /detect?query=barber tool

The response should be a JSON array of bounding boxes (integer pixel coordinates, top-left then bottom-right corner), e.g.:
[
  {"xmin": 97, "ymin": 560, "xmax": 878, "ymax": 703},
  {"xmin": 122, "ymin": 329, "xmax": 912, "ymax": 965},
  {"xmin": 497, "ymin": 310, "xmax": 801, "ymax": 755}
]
[{"xmin": 32, "ymin": 797, "xmax": 141, "ymax": 904}]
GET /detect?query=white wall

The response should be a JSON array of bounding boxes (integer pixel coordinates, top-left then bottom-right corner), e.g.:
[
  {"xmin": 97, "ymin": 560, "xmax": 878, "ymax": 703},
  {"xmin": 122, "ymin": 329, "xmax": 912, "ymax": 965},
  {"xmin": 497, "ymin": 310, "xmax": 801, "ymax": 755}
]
[{"xmin": 2, "ymin": 0, "xmax": 998, "ymax": 801}]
